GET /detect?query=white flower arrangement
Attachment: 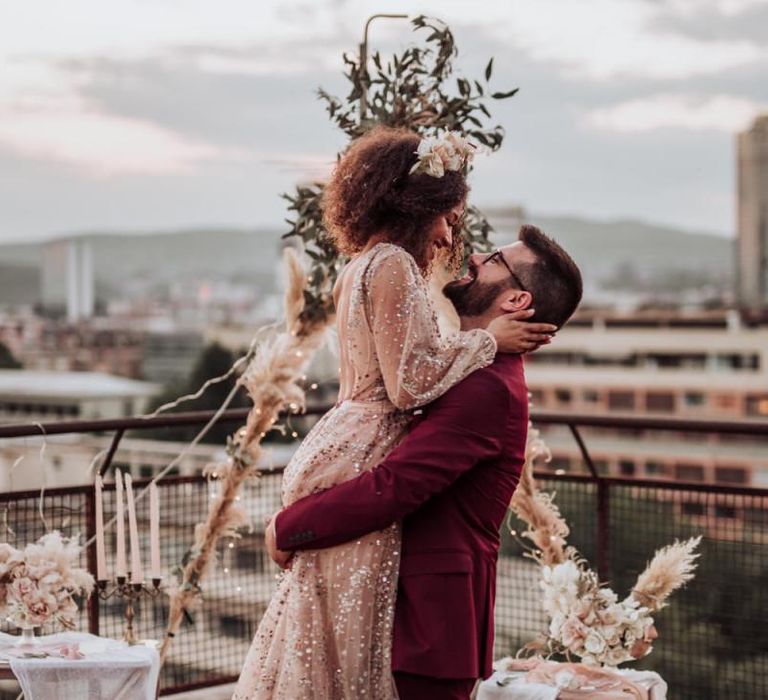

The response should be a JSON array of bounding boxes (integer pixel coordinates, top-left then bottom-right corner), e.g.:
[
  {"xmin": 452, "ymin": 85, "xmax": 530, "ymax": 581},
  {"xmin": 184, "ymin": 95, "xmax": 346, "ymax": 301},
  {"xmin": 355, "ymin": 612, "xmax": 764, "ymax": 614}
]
[
  {"xmin": 533, "ymin": 535, "xmax": 701, "ymax": 668},
  {"xmin": 540, "ymin": 557, "xmax": 659, "ymax": 667},
  {"xmin": 409, "ymin": 131, "xmax": 476, "ymax": 177},
  {"xmin": 0, "ymin": 531, "xmax": 94, "ymax": 629},
  {"xmin": 511, "ymin": 415, "xmax": 702, "ymax": 668}
]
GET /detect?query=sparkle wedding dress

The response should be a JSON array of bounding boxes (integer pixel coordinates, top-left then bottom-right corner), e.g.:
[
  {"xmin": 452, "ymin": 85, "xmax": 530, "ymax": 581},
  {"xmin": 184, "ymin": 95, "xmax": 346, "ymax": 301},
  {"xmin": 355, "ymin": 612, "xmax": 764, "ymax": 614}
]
[{"xmin": 233, "ymin": 242, "xmax": 496, "ymax": 699}]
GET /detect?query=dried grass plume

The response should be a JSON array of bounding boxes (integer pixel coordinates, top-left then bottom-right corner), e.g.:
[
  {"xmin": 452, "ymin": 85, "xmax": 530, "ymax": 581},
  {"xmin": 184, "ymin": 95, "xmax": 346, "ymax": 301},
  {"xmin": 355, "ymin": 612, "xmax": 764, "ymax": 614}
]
[
  {"xmin": 509, "ymin": 419, "xmax": 569, "ymax": 565},
  {"xmin": 159, "ymin": 247, "xmax": 331, "ymax": 664},
  {"xmin": 632, "ymin": 535, "xmax": 702, "ymax": 611}
]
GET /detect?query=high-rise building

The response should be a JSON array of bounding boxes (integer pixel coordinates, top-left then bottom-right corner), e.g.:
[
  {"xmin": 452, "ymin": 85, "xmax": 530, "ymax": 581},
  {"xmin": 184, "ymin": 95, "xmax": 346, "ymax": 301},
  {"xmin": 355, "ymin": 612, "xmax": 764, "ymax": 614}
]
[
  {"xmin": 737, "ymin": 115, "xmax": 768, "ymax": 311},
  {"xmin": 41, "ymin": 238, "xmax": 95, "ymax": 321}
]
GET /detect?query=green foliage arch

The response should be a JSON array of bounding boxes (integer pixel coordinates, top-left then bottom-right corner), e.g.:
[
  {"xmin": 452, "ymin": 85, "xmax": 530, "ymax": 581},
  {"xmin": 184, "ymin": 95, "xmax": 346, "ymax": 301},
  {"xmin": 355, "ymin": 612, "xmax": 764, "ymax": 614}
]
[{"xmin": 282, "ymin": 15, "xmax": 518, "ymax": 324}]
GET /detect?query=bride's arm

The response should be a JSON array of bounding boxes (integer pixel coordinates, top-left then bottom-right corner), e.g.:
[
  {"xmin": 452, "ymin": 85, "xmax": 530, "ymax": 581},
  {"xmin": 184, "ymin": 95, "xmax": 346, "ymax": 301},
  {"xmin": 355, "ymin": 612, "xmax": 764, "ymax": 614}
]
[
  {"xmin": 273, "ymin": 368, "xmax": 524, "ymax": 552},
  {"xmin": 365, "ymin": 246, "xmax": 496, "ymax": 410}
]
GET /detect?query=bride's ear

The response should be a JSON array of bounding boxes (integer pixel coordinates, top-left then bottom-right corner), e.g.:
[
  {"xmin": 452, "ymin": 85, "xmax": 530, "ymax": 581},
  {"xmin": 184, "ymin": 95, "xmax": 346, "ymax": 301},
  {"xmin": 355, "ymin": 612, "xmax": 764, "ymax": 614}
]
[{"xmin": 500, "ymin": 290, "xmax": 532, "ymax": 313}]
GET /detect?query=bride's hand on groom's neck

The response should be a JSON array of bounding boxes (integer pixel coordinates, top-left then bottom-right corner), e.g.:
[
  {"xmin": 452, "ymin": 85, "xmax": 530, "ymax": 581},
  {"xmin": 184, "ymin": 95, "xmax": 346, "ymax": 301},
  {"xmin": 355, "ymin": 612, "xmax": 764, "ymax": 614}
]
[{"xmin": 486, "ymin": 309, "xmax": 556, "ymax": 354}]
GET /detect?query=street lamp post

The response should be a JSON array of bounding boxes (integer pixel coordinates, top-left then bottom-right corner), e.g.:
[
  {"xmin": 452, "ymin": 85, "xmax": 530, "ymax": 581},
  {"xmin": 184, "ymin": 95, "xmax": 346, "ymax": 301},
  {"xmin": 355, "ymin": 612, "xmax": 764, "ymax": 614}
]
[{"xmin": 358, "ymin": 13, "xmax": 408, "ymax": 122}]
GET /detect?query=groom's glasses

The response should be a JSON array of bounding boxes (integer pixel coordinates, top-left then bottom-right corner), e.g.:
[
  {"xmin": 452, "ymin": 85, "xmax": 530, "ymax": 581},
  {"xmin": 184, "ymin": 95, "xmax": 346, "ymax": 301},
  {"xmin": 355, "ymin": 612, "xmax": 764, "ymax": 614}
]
[{"xmin": 482, "ymin": 250, "xmax": 528, "ymax": 292}]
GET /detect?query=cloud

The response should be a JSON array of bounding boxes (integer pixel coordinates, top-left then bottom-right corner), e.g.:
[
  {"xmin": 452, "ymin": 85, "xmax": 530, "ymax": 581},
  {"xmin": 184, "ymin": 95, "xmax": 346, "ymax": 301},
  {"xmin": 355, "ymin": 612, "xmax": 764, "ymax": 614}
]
[
  {"xmin": 652, "ymin": 0, "xmax": 768, "ymax": 43},
  {"xmin": 0, "ymin": 69, "xmax": 240, "ymax": 176},
  {"xmin": 0, "ymin": 0, "xmax": 762, "ymax": 240},
  {"xmin": 0, "ymin": 104, "xmax": 236, "ymax": 176},
  {"xmin": 168, "ymin": 30, "xmax": 354, "ymax": 78},
  {"xmin": 0, "ymin": 48, "xmax": 253, "ymax": 176},
  {"xmin": 586, "ymin": 93, "xmax": 765, "ymax": 133},
  {"xmin": 666, "ymin": 0, "xmax": 768, "ymax": 14},
  {"xmin": 471, "ymin": 0, "xmax": 765, "ymax": 81},
  {"xmin": 195, "ymin": 51, "xmax": 323, "ymax": 77},
  {"xmin": 56, "ymin": 52, "xmax": 348, "ymax": 158},
  {"xmin": 0, "ymin": 0, "xmax": 344, "ymax": 58},
  {"xmin": 260, "ymin": 154, "xmax": 335, "ymax": 177},
  {"xmin": 3, "ymin": 1, "xmax": 766, "ymax": 86}
]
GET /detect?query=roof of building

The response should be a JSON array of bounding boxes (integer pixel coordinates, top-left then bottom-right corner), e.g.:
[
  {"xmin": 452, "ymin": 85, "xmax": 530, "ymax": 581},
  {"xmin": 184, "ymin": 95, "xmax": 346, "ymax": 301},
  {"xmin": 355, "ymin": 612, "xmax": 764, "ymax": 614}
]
[
  {"xmin": 539, "ymin": 324, "xmax": 768, "ymax": 354},
  {"xmin": 0, "ymin": 370, "xmax": 158, "ymax": 400},
  {"xmin": 542, "ymin": 430, "xmax": 768, "ymax": 462},
  {"xmin": 523, "ymin": 365, "xmax": 768, "ymax": 391}
]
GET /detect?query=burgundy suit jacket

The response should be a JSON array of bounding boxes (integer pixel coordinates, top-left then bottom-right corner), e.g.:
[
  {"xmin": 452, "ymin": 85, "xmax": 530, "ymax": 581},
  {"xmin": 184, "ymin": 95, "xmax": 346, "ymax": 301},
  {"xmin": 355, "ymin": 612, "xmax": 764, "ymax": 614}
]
[{"xmin": 275, "ymin": 353, "xmax": 528, "ymax": 680}]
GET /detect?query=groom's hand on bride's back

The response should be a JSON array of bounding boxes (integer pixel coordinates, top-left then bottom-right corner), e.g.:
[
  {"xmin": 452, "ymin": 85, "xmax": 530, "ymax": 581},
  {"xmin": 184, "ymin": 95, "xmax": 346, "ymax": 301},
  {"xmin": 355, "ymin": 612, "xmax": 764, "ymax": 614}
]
[{"xmin": 266, "ymin": 514, "xmax": 294, "ymax": 569}]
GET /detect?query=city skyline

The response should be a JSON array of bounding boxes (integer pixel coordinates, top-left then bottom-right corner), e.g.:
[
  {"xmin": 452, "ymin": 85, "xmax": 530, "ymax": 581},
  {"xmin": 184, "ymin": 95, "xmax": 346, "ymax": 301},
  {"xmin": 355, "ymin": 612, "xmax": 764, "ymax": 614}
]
[{"xmin": 1, "ymin": 0, "xmax": 767, "ymax": 243}]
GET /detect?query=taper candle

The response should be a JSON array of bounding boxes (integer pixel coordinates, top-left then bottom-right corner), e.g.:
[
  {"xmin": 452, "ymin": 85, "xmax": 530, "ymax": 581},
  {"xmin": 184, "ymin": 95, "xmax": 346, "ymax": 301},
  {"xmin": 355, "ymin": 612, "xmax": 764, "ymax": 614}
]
[
  {"xmin": 124, "ymin": 473, "xmax": 144, "ymax": 584},
  {"xmin": 149, "ymin": 481, "xmax": 161, "ymax": 580},
  {"xmin": 115, "ymin": 470, "xmax": 127, "ymax": 579},
  {"xmin": 94, "ymin": 474, "xmax": 107, "ymax": 580}
]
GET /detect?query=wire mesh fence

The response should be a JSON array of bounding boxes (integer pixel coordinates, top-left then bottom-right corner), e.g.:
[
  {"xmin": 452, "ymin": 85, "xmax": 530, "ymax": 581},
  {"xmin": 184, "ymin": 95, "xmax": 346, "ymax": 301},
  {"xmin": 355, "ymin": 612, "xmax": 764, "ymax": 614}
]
[
  {"xmin": 502, "ymin": 475, "xmax": 768, "ymax": 700},
  {"xmin": 2, "ymin": 470, "xmax": 767, "ymax": 698},
  {"xmin": 0, "ymin": 471, "xmax": 768, "ymax": 700}
]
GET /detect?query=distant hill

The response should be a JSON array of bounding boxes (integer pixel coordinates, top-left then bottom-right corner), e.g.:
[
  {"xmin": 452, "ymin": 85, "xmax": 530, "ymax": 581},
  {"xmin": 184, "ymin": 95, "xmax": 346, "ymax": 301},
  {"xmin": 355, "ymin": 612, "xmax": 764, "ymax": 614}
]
[
  {"xmin": 74, "ymin": 227, "xmax": 284, "ymax": 285},
  {"xmin": 0, "ymin": 264, "xmax": 39, "ymax": 305},
  {"xmin": 485, "ymin": 211, "xmax": 733, "ymax": 300},
  {"xmin": 0, "ymin": 243, "xmax": 40, "ymax": 266},
  {"xmin": 0, "ymin": 227, "xmax": 285, "ymax": 305},
  {"xmin": 0, "ymin": 218, "xmax": 735, "ymax": 306}
]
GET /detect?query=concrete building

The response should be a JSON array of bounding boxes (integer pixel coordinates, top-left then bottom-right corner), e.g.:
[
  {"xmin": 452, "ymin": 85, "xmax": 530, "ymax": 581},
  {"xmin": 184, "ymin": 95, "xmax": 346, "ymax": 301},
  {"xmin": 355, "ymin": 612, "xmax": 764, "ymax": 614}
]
[
  {"xmin": 526, "ymin": 311, "xmax": 768, "ymax": 421},
  {"xmin": 2, "ymin": 314, "xmax": 203, "ymax": 382},
  {"xmin": 41, "ymin": 238, "xmax": 95, "ymax": 321},
  {"xmin": 0, "ymin": 435, "xmax": 216, "ymax": 493},
  {"xmin": 526, "ymin": 310, "xmax": 768, "ymax": 536},
  {"xmin": 737, "ymin": 114, "xmax": 768, "ymax": 311},
  {"xmin": 0, "ymin": 426, "xmax": 295, "ymax": 493},
  {"xmin": 0, "ymin": 369, "xmax": 157, "ymax": 425},
  {"xmin": 30, "ymin": 323, "xmax": 145, "ymax": 377}
]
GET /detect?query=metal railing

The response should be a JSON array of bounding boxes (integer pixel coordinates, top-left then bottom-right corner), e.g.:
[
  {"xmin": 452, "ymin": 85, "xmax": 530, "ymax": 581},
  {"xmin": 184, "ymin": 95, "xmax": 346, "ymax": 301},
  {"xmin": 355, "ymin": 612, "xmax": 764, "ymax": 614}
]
[{"xmin": 1, "ymin": 408, "xmax": 767, "ymax": 698}]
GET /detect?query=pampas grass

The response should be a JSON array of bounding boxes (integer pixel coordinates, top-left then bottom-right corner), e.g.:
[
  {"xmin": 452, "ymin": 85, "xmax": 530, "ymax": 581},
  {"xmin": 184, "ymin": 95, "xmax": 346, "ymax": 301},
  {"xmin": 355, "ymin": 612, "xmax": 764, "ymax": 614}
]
[
  {"xmin": 159, "ymin": 248, "xmax": 331, "ymax": 664},
  {"xmin": 632, "ymin": 535, "xmax": 702, "ymax": 611},
  {"xmin": 509, "ymin": 418, "xmax": 570, "ymax": 565}
]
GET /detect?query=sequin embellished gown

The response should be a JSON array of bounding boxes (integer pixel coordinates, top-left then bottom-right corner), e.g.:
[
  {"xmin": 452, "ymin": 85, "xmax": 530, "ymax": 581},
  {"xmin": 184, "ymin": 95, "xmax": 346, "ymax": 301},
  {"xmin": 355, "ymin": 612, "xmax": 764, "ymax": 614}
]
[{"xmin": 233, "ymin": 242, "xmax": 497, "ymax": 699}]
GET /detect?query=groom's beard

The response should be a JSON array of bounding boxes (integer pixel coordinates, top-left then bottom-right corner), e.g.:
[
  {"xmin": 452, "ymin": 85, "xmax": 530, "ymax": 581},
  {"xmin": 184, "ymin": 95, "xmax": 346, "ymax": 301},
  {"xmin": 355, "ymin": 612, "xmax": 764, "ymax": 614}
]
[{"xmin": 443, "ymin": 276, "xmax": 509, "ymax": 317}]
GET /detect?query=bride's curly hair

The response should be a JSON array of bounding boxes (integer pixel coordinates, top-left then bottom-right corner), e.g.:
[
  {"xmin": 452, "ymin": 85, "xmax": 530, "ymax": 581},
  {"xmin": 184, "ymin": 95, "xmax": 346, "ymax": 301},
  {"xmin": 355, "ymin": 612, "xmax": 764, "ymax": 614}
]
[{"xmin": 322, "ymin": 126, "xmax": 469, "ymax": 273}]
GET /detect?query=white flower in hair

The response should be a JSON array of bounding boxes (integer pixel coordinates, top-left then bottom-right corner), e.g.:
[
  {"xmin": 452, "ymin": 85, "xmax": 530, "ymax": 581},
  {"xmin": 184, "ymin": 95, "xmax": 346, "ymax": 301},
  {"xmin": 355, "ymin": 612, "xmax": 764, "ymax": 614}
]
[{"xmin": 409, "ymin": 131, "xmax": 476, "ymax": 177}]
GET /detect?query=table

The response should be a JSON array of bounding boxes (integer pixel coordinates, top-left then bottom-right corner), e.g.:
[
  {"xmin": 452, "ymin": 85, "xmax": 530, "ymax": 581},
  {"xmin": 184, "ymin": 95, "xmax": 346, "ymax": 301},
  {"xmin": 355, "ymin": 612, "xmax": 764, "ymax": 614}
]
[
  {"xmin": 477, "ymin": 658, "xmax": 667, "ymax": 700},
  {"xmin": 0, "ymin": 632, "xmax": 160, "ymax": 700}
]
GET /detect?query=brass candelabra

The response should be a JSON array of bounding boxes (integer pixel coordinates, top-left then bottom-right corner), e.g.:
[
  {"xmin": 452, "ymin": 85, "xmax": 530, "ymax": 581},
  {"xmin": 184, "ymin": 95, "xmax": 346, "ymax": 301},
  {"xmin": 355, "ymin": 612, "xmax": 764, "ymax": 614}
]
[{"xmin": 97, "ymin": 576, "xmax": 162, "ymax": 645}]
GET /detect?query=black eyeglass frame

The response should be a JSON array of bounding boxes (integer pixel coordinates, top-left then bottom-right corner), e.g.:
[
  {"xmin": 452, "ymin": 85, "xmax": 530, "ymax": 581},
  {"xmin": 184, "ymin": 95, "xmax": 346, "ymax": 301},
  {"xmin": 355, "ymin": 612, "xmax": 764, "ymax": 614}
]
[{"xmin": 482, "ymin": 249, "xmax": 529, "ymax": 292}]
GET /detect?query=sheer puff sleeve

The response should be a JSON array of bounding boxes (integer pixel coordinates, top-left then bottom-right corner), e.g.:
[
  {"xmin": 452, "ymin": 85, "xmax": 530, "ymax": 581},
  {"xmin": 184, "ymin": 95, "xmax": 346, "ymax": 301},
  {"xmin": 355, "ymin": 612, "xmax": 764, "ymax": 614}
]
[{"xmin": 363, "ymin": 244, "xmax": 497, "ymax": 410}]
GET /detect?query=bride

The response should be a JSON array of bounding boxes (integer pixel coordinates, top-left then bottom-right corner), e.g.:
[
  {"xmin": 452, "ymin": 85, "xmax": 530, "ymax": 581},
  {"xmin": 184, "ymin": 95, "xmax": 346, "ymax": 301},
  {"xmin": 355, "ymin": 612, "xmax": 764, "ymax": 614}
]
[{"xmin": 233, "ymin": 127, "xmax": 555, "ymax": 699}]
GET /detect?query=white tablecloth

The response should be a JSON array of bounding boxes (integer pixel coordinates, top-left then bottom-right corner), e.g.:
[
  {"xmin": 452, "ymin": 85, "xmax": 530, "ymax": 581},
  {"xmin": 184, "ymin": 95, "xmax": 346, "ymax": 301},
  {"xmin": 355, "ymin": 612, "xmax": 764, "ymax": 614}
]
[
  {"xmin": 477, "ymin": 666, "xmax": 667, "ymax": 700},
  {"xmin": 0, "ymin": 631, "xmax": 159, "ymax": 700}
]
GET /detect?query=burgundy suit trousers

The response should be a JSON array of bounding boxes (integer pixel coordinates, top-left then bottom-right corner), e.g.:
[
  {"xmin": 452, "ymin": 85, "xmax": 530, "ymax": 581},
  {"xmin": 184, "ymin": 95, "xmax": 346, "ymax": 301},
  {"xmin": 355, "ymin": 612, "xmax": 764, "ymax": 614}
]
[{"xmin": 394, "ymin": 671, "xmax": 476, "ymax": 700}]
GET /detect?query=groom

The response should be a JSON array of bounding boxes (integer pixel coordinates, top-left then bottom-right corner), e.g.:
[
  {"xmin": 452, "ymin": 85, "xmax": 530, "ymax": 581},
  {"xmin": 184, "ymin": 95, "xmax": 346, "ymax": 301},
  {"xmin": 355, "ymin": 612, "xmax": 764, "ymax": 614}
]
[{"xmin": 267, "ymin": 225, "xmax": 582, "ymax": 699}]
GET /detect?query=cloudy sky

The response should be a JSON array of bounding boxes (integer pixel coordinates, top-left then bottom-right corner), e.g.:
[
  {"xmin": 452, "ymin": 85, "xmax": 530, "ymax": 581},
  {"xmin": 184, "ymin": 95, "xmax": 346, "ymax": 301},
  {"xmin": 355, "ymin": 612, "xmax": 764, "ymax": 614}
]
[{"xmin": 1, "ymin": 0, "xmax": 766, "ymax": 243}]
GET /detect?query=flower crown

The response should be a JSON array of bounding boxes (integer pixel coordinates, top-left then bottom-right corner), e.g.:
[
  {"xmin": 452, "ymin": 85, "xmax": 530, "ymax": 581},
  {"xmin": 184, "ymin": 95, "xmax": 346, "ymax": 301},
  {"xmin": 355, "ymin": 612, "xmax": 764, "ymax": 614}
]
[{"xmin": 409, "ymin": 132, "xmax": 476, "ymax": 178}]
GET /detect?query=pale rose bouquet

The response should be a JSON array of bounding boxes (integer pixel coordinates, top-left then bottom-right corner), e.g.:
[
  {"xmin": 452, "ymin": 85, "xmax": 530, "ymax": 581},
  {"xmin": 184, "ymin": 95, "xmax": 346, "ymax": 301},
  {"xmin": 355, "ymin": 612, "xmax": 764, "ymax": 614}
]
[
  {"xmin": 0, "ymin": 543, "xmax": 23, "ymax": 609},
  {"xmin": 541, "ymin": 558, "xmax": 659, "ymax": 666},
  {"xmin": 2, "ymin": 531, "xmax": 94, "ymax": 630}
]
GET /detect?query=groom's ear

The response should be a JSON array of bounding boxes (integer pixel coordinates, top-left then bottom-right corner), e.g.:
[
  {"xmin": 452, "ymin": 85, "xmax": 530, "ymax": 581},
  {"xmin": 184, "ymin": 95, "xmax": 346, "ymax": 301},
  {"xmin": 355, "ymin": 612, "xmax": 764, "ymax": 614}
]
[{"xmin": 500, "ymin": 290, "xmax": 532, "ymax": 313}]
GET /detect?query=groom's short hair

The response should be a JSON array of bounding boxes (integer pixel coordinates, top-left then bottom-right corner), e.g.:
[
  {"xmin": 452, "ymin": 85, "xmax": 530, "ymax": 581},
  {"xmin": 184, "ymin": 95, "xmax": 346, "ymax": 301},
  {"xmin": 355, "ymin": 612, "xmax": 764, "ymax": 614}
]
[{"xmin": 515, "ymin": 225, "xmax": 582, "ymax": 328}]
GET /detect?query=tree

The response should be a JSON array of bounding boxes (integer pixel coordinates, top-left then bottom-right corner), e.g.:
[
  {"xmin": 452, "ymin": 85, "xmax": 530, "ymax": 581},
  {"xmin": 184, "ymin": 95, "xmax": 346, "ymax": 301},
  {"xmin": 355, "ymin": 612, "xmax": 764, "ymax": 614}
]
[
  {"xmin": 0, "ymin": 341, "xmax": 22, "ymax": 369},
  {"xmin": 145, "ymin": 342, "xmax": 250, "ymax": 445}
]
